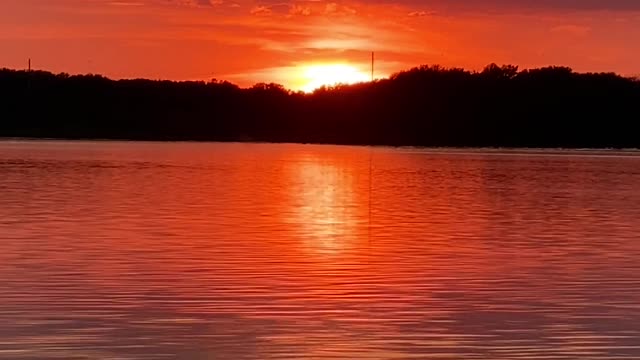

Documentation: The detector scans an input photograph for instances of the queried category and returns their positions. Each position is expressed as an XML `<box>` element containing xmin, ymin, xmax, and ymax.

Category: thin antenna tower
<box><xmin>27</xmin><ymin>58</ymin><xmax>32</xmax><ymax>91</ymax></box>
<box><xmin>371</xmin><ymin>52</ymin><xmax>374</xmax><ymax>81</ymax></box>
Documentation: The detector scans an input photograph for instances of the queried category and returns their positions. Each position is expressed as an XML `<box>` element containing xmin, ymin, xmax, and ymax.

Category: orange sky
<box><xmin>1</xmin><ymin>0</ymin><xmax>639</xmax><ymax>90</ymax></box>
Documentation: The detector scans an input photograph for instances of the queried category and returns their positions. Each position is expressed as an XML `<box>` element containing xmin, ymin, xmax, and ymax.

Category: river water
<box><xmin>1</xmin><ymin>141</ymin><xmax>639</xmax><ymax>359</ymax></box>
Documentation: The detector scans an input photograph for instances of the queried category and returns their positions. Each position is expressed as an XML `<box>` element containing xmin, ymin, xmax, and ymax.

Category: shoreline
<box><xmin>2</xmin><ymin>137</ymin><xmax>639</xmax><ymax>156</ymax></box>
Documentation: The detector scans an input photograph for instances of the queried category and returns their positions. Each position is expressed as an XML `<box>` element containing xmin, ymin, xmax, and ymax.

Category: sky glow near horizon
<box><xmin>1</xmin><ymin>0</ymin><xmax>639</xmax><ymax>90</ymax></box>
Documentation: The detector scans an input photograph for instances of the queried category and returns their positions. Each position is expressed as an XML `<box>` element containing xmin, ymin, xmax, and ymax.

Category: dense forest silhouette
<box><xmin>1</xmin><ymin>64</ymin><xmax>638</xmax><ymax>147</ymax></box>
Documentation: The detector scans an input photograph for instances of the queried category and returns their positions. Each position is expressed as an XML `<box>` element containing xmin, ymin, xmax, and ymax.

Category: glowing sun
<box><xmin>299</xmin><ymin>64</ymin><xmax>370</xmax><ymax>92</ymax></box>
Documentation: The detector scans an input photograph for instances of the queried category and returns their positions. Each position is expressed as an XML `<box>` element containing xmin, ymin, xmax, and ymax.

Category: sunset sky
<box><xmin>1</xmin><ymin>0</ymin><xmax>640</xmax><ymax>90</ymax></box>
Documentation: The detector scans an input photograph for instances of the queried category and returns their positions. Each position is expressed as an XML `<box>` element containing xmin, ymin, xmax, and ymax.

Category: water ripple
<box><xmin>1</xmin><ymin>141</ymin><xmax>639</xmax><ymax>359</ymax></box>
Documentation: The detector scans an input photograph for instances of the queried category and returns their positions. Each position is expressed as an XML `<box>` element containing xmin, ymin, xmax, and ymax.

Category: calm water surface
<box><xmin>1</xmin><ymin>141</ymin><xmax>640</xmax><ymax>359</ymax></box>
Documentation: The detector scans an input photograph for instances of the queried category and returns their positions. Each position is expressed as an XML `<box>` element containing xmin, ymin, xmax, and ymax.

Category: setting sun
<box><xmin>299</xmin><ymin>64</ymin><xmax>371</xmax><ymax>92</ymax></box>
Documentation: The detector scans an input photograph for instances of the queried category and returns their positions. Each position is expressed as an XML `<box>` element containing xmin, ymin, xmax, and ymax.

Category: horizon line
<box><xmin>3</xmin><ymin>62</ymin><xmax>638</xmax><ymax>91</ymax></box>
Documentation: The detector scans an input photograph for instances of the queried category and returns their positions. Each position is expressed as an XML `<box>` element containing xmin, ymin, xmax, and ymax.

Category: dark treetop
<box><xmin>1</xmin><ymin>64</ymin><xmax>639</xmax><ymax>148</ymax></box>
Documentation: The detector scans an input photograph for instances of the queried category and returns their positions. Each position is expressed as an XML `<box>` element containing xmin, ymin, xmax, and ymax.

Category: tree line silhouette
<box><xmin>1</xmin><ymin>64</ymin><xmax>638</xmax><ymax>147</ymax></box>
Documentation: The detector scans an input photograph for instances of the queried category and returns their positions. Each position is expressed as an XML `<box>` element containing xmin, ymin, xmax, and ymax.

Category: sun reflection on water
<box><xmin>286</xmin><ymin>153</ymin><xmax>366</xmax><ymax>256</ymax></box>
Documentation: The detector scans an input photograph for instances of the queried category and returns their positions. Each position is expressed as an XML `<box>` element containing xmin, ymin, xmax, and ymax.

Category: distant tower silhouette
<box><xmin>371</xmin><ymin>52</ymin><xmax>374</xmax><ymax>81</ymax></box>
<box><xmin>27</xmin><ymin>58</ymin><xmax>32</xmax><ymax>97</ymax></box>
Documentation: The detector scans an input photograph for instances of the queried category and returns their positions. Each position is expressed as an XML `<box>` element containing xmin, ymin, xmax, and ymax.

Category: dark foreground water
<box><xmin>1</xmin><ymin>141</ymin><xmax>639</xmax><ymax>360</ymax></box>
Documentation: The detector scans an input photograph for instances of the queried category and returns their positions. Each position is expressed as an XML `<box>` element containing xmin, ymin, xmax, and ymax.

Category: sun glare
<box><xmin>299</xmin><ymin>64</ymin><xmax>370</xmax><ymax>93</ymax></box>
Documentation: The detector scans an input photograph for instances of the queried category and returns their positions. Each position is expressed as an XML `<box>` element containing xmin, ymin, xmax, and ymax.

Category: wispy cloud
<box><xmin>250</xmin><ymin>5</ymin><xmax>273</xmax><ymax>15</ymax></box>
